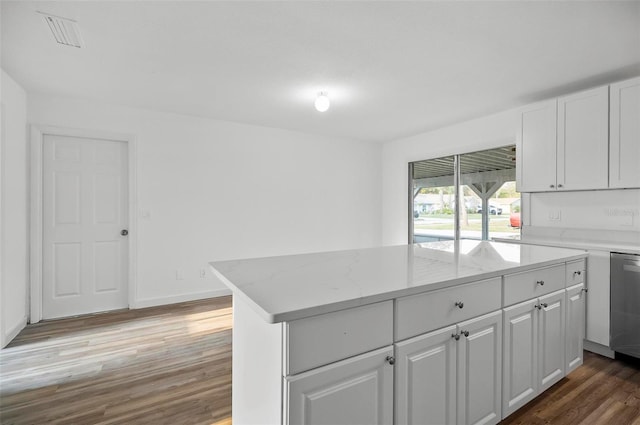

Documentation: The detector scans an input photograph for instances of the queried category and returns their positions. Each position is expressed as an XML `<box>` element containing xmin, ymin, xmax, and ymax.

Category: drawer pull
<box><xmin>385</xmin><ymin>356</ymin><xmax>395</xmax><ymax>365</ymax></box>
<box><xmin>540</xmin><ymin>303</ymin><xmax>548</xmax><ymax>308</ymax></box>
<box><xmin>452</xmin><ymin>332</ymin><xmax>461</xmax><ymax>341</ymax></box>
<box><xmin>535</xmin><ymin>304</ymin><xmax>541</xmax><ymax>310</ymax></box>
<box><xmin>461</xmin><ymin>330</ymin><xmax>470</xmax><ymax>338</ymax></box>
<box><xmin>536</xmin><ymin>280</ymin><xmax>545</xmax><ymax>286</ymax></box>
<box><xmin>574</xmin><ymin>271</ymin><xmax>582</xmax><ymax>276</ymax></box>
<box><xmin>582</xmin><ymin>288</ymin><xmax>589</xmax><ymax>293</ymax></box>
<box><xmin>454</xmin><ymin>301</ymin><xmax>464</xmax><ymax>309</ymax></box>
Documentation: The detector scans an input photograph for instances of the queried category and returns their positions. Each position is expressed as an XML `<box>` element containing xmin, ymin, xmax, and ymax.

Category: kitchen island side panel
<box><xmin>233</xmin><ymin>296</ymin><xmax>283</xmax><ymax>424</ymax></box>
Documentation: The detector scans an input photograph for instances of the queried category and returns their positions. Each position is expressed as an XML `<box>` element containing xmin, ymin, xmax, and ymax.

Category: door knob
<box><xmin>121</xmin><ymin>229</ymin><xmax>129</xmax><ymax>236</ymax></box>
<box><xmin>385</xmin><ymin>356</ymin><xmax>395</xmax><ymax>365</ymax></box>
<box><xmin>454</xmin><ymin>301</ymin><xmax>464</xmax><ymax>309</ymax></box>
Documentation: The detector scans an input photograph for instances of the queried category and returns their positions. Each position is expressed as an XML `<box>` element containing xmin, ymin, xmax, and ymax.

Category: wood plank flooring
<box><xmin>0</xmin><ymin>297</ymin><xmax>232</xmax><ymax>425</ymax></box>
<box><xmin>1</xmin><ymin>296</ymin><xmax>639</xmax><ymax>425</ymax></box>
<box><xmin>501</xmin><ymin>351</ymin><xmax>640</xmax><ymax>425</ymax></box>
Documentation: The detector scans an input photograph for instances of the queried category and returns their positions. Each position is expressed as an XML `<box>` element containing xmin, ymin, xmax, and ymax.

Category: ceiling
<box><xmin>2</xmin><ymin>1</ymin><xmax>639</xmax><ymax>143</ymax></box>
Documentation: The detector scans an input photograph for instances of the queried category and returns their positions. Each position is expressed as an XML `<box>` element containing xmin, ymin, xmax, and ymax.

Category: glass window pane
<box><xmin>411</xmin><ymin>156</ymin><xmax>455</xmax><ymax>243</ymax></box>
<box><xmin>459</xmin><ymin>146</ymin><xmax>519</xmax><ymax>241</ymax></box>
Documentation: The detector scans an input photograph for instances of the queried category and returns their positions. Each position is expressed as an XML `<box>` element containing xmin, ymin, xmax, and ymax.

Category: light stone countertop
<box><xmin>210</xmin><ymin>240</ymin><xmax>587</xmax><ymax>323</ymax></box>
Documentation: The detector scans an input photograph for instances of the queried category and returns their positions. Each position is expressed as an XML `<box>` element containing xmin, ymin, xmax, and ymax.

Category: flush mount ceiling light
<box><xmin>314</xmin><ymin>92</ymin><xmax>330</xmax><ymax>112</ymax></box>
<box><xmin>38</xmin><ymin>11</ymin><xmax>84</xmax><ymax>48</ymax></box>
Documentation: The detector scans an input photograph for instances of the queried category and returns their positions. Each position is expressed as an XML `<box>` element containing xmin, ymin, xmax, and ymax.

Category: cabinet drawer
<box><xmin>566</xmin><ymin>259</ymin><xmax>586</xmax><ymax>286</ymax></box>
<box><xmin>285</xmin><ymin>301</ymin><xmax>393</xmax><ymax>375</ymax></box>
<box><xmin>504</xmin><ymin>264</ymin><xmax>565</xmax><ymax>306</ymax></box>
<box><xmin>395</xmin><ymin>277</ymin><xmax>501</xmax><ymax>341</ymax></box>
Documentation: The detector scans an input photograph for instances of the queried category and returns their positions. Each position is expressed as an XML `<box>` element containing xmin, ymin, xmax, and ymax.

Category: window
<box><xmin>410</xmin><ymin>146</ymin><xmax>520</xmax><ymax>243</ymax></box>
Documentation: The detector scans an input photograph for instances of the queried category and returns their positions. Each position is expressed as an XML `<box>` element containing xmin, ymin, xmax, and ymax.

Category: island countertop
<box><xmin>209</xmin><ymin>240</ymin><xmax>587</xmax><ymax>323</ymax></box>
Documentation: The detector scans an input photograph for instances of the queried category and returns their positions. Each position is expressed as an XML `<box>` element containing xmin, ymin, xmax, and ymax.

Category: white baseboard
<box><xmin>584</xmin><ymin>339</ymin><xmax>615</xmax><ymax>359</ymax></box>
<box><xmin>131</xmin><ymin>288</ymin><xmax>232</xmax><ymax>309</ymax></box>
<box><xmin>2</xmin><ymin>315</ymin><xmax>27</xmax><ymax>349</ymax></box>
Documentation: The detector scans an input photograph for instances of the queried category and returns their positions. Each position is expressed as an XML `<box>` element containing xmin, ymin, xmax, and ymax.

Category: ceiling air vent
<box><xmin>38</xmin><ymin>12</ymin><xmax>84</xmax><ymax>48</ymax></box>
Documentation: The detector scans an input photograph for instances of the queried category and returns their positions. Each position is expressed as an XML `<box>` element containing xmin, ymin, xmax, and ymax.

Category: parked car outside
<box><xmin>510</xmin><ymin>199</ymin><xmax>521</xmax><ymax>228</ymax></box>
<box><xmin>476</xmin><ymin>204</ymin><xmax>503</xmax><ymax>215</ymax></box>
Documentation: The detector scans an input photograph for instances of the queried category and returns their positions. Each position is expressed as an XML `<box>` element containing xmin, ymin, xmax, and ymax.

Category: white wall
<box><xmin>28</xmin><ymin>96</ymin><xmax>382</xmax><ymax>308</ymax></box>
<box><xmin>381</xmin><ymin>109</ymin><xmax>518</xmax><ymax>245</ymax></box>
<box><xmin>1</xmin><ymin>70</ymin><xmax>29</xmax><ymax>347</ymax></box>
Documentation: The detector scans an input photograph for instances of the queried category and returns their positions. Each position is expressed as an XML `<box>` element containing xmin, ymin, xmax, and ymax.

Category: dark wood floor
<box><xmin>501</xmin><ymin>351</ymin><xmax>640</xmax><ymax>425</ymax></box>
<box><xmin>0</xmin><ymin>297</ymin><xmax>232</xmax><ymax>425</ymax></box>
<box><xmin>1</xmin><ymin>296</ymin><xmax>639</xmax><ymax>425</ymax></box>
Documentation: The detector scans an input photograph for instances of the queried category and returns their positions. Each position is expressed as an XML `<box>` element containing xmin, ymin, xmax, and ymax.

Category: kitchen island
<box><xmin>210</xmin><ymin>240</ymin><xmax>588</xmax><ymax>425</ymax></box>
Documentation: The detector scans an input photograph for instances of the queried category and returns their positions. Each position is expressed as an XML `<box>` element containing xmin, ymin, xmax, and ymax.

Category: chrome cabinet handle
<box><xmin>454</xmin><ymin>301</ymin><xmax>464</xmax><ymax>309</ymax></box>
<box><xmin>121</xmin><ymin>229</ymin><xmax>129</xmax><ymax>236</ymax></box>
<box><xmin>461</xmin><ymin>330</ymin><xmax>470</xmax><ymax>337</ymax></box>
<box><xmin>540</xmin><ymin>303</ymin><xmax>548</xmax><ymax>308</ymax></box>
<box><xmin>574</xmin><ymin>271</ymin><xmax>582</xmax><ymax>276</ymax></box>
<box><xmin>558</xmin><ymin>184</ymin><xmax>564</xmax><ymax>188</ymax></box>
<box><xmin>549</xmin><ymin>184</ymin><xmax>555</xmax><ymax>188</ymax></box>
<box><xmin>452</xmin><ymin>333</ymin><xmax>460</xmax><ymax>341</ymax></box>
<box><xmin>385</xmin><ymin>356</ymin><xmax>395</xmax><ymax>365</ymax></box>
<box><xmin>536</xmin><ymin>280</ymin><xmax>545</xmax><ymax>286</ymax></box>
<box><xmin>534</xmin><ymin>304</ymin><xmax>541</xmax><ymax>310</ymax></box>
<box><xmin>582</xmin><ymin>287</ymin><xmax>589</xmax><ymax>293</ymax></box>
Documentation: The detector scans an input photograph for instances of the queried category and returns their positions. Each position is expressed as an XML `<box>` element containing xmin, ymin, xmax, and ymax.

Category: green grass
<box><xmin>415</xmin><ymin>214</ymin><xmax>518</xmax><ymax>234</ymax></box>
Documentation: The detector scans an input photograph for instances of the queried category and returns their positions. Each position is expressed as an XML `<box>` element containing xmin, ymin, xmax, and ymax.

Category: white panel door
<box><xmin>395</xmin><ymin>325</ymin><xmax>457</xmax><ymax>425</ymax></box>
<box><xmin>457</xmin><ymin>310</ymin><xmax>502</xmax><ymax>425</ymax></box>
<box><xmin>556</xmin><ymin>86</ymin><xmax>609</xmax><ymax>191</ymax></box>
<box><xmin>538</xmin><ymin>289</ymin><xmax>566</xmax><ymax>392</ymax></box>
<box><xmin>610</xmin><ymin>76</ymin><xmax>640</xmax><ymax>189</ymax></box>
<box><xmin>42</xmin><ymin>135</ymin><xmax>128</xmax><ymax>319</ymax></box>
<box><xmin>565</xmin><ymin>283</ymin><xmax>585</xmax><ymax>374</ymax></box>
<box><xmin>286</xmin><ymin>346</ymin><xmax>393</xmax><ymax>425</ymax></box>
<box><xmin>502</xmin><ymin>300</ymin><xmax>538</xmax><ymax>418</ymax></box>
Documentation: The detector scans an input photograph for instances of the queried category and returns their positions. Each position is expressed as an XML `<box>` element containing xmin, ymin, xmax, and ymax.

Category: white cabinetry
<box><xmin>286</xmin><ymin>346</ymin><xmax>394</xmax><ymax>425</ymax></box>
<box><xmin>395</xmin><ymin>311</ymin><xmax>502</xmax><ymax>425</ymax></box>
<box><xmin>501</xmin><ymin>289</ymin><xmax>566</xmax><ymax>417</ymax></box>
<box><xmin>516</xmin><ymin>99</ymin><xmax>558</xmax><ymax>192</ymax></box>
<box><xmin>228</xmin><ymin>254</ymin><xmax>587</xmax><ymax>425</ymax></box>
<box><xmin>517</xmin><ymin>86</ymin><xmax>609</xmax><ymax>192</ymax></box>
<box><xmin>395</xmin><ymin>325</ymin><xmax>457</xmax><ymax>425</ymax></box>
<box><xmin>457</xmin><ymin>311</ymin><xmax>503</xmax><ymax>425</ymax></box>
<box><xmin>538</xmin><ymin>289</ymin><xmax>566</xmax><ymax>392</ymax></box>
<box><xmin>584</xmin><ymin>250</ymin><xmax>611</xmax><ymax>347</ymax></box>
<box><xmin>610</xmin><ymin>76</ymin><xmax>640</xmax><ymax>189</ymax></box>
<box><xmin>566</xmin><ymin>283</ymin><xmax>586</xmax><ymax>374</ymax></box>
<box><xmin>556</xmin><ymin>86</ymin><xmax>609</xmax><ymax>190</ymax></box>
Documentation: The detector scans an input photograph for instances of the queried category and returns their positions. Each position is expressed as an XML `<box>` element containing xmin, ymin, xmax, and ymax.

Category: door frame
<box><xmin>30</xmin><ymin>125</ymin><xmax>138</xmax><ymax>323</ymax></box>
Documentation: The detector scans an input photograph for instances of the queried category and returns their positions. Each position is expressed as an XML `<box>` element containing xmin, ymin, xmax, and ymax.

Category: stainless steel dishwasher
<box><xmin>610</xmin><ymin>252</ymin><xmax>640</xmax><ymax>359</ymax></box>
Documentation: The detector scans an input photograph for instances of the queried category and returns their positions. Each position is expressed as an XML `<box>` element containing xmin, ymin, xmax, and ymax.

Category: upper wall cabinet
<box><xmin>557</xmin><ymin>86</ymin><xmax>609</xmax><ymax>191</ymax></box>
<box><xmin>516</xmin><ymin>99</ymin><xmax>558</xmax><ymax>192</ymax></box>
<box><xmin>516</xmin><ymin>86</ymin><xmax>609</xmax><ymax>193</ymax></box>
<box><xmin>609</xmin><ymin>76</ymin><xmax>640</xmax><ymax>189</ymax></box>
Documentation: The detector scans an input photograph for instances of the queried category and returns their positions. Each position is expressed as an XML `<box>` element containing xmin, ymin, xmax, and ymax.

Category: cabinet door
<box><xmin>285</xmin><ymin>346</ymin><xmax>393</xmax><ymax>425</ymax></box>
<box><xmin>502</xmin><ymin>300</ymin><xmax>538</xmax><ymax>418</ymax></box>
<box><xmin>395</xmin><ymin>325</ymin><xmax>457</xmax><ymax>425</ymax></box>
<box><xmin>457</xmin><ymin>311</ymin><xmax>502</xmax><ymax>425</ymax></box>
<box><xmin>566</xmin><ymin>283</ymin><xmax>585</xmax><ymax>374</ymax></box>
<box><xmin>585</xmin><ymin>250</ymin><xmax>610</xmax><ymax>346</ymax></box>
<box><xmin>538</xmin><ymin>289</ymin><xmax>566</xmax><ymax>392</ymax></box>
<box><xmin>516</xmin><ymin>99</ymin><xmax>558</xmax><ymax>192</ymax></box>
<box><xmin>610</xmin><ymin>76</ymin><xmax>640</xmax><ymax>188</ymax></box>
<box><xmin>557</xmin><ymin>86</ymin><xmax>609</xmax><ymax>190</ymax></box>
